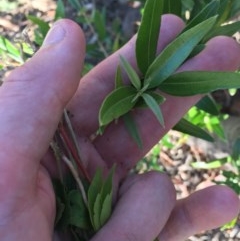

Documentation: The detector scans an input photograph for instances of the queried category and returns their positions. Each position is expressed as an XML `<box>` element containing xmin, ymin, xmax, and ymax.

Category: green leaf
<box><xmin>0</xmin><ymin>36</ymin><xmax>23</xmax><ymax>63</ymax></box>
<box><xmin>216</xmin><ymin>0</ymin><xmax>232</xmax><ymax>25</ymax></box>
<box><xmin>204</xmin><ymin>21</ymin><xmax>240</xmax><ymax>42</ymax></box>
<box><xmin>187</xmin><ymin>44</ymin><xmax>206</xmax><ymax>59</ymax></box>
<box><xmin>173</xmin><ymin>118</ymin><xmax>214</xmax><ymax>142</ymax></box>
<box><xmin>142</xmin><ymin>93</ymin><xmax>165</xmax><ymax>127</ymax></box>
<box><xmin>232</xmin><ymin>138</ymin><xmax>240</xmax><ymax>160</ymax></box>
<box><xmin>88</xmin><ymin>166</ymin><xmax>115</xmax><ymax>231</ymax></box>
<box><xmin>184</xmin><ymin>0</ymin><xmax>220</xmax><ymax>31</ymax></box>
<box><xmin>93</xmin><ymin>193</ymin><xmax>101</xmax><ymax>230</ymax></box>
<box><xmin>191</xmin><ymin>158</ymin><xmax>228</xmax><ymax>169</ymax></box>
<box><xmin>163</xmin><ymin>0</ymin><xmax>182</xmax><ymax>17</ymax></box>
<box><xmin>123</xmin><ymin>113</ymin><xmax>143</xmax><ymax>149</ymax></box>
<box><xmin>67</xmin><ymin>0</ymin><xmax>81</xmax><ymax>10</ymax></box>
<box><xmin>115</xmin><ymin>65</ymin><xmax>124</xmax><ymax>89</ymax></box>
<box><xmin>99</xmin><ymin>166</ymin><xmax>115</xmax><ymax>227</ymax></box>
<box><xmin>94</xmin><ymin>9</ymin><xmax>106</xmax><ymax>41</ymax></box>
<box><xmin>136</xmin><ymin>91</ymin><xmax>165</xmax><ymax>108</ymax></box>
<box><xmin>159</xmin><ymin>71</ymin><xmax>240</xmax><ymax>96</ymax></box>
<box><xmin>120</xmin><ymin>56</ymin><xmax>141</xmax><ymax>90</ymax></box>
<box><xmin>88</xmin><ymin>169</ymin><xmax>103</xmax><ymax>227</ymax></box>
<box><xmin>99</xmin><ymin>86</ymin><xmax>138</xmax><ymax>127</ymax></box>
<box><xmin>68</xmin><ymin>190</ymin><xmax>91</xmax><ymax>229</ymax></box>
<box><xmin>55</xmin><ymin>0</ymin><xmax>65</xmax><ymax>20</ymax></box>
<box><xmin>145</xmin><ymin>16</ymin><xmax>217</xmax><ymax>89</ymax></box>
<box><xmin>196</xmin><ymin>95</ymin><xmax>219</xmax><ymax>116</ymax></box>
<box><xmin>100</xmin><ymin>194</ymin><xmax>112</xmax><ymax>227</ymax></box>
<box><xmin>136</xmin><ymin>0</ymin><xmax>164</xmax><ymax>75</ymax></box>
<box><xmin>189</xmin><ymin>0</ymin><xmax>207</xmax><ymax>20</ymax></box>
<box><xmin>27</xmin><ymin>15</ymin><xmax>50</xmax><ymax>37</ymax></box>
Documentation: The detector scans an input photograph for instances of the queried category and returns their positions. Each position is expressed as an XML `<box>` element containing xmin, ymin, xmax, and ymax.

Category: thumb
<box><xmin>0</xmin><ymin>19</ymin><xmax>85</xmax><ymax>179</ymax></box>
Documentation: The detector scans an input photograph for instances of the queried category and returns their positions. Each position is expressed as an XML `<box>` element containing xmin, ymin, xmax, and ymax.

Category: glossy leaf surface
<box><xmin>196</xmin><ymin>95</ymin><xmax>219</xmax><ymax>116</ymax></box>
<box><xmin>123</xmin><ymin>113</ymin><xmax>143</xmax><ymax>149</ymax></box>
<box><xmin>136</xmin><ymin>0</ymin><xmax>163</xmax><ymax>75</ymax></box>
<box><xmin>145</xmin><ymin>16</ymin><xmax>217</xmax><ymax>89</ymax></box>
<box><xmin>160</xmin><ymin>71</ymin><xmax>240</xmax><ymax>96</ymax></box>
<box><xmin>99</xmin><ymin>86</ymin><xmax>137</xmax><ymax>126</ymax></box>
<box><xmin>142</xmin><ymin>93</ymin><xmax>165</xmax><ymax>127</ymax></box>
<box><xmin>184</xmin><ymin>0</ymin><xmax>219</xmax><ymax>31</ymax></box>
<box><xmin>173</xmin><ymin>118</ymin><xmax>214</xmax><ymax>142</ymax></box>
<box><xmin>120</xmin><ymin>56</ymin><xmax>141</xmax><ymax>90</ymax></box>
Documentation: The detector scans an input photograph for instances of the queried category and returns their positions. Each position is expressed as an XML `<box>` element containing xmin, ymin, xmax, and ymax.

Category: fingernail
<box><xmin>43</xmin><ymin>23</ymin><xmax>66</xmax><ymax>46</ymax></box>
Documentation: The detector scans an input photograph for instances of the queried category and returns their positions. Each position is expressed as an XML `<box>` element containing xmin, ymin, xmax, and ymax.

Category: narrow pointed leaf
<box><xmin>0</xmin><ymin>36</ymin><xmax>23</xmax><ymax>63</ymax></box>
<box><xmin>99</xmin><ymin>86</ymin><xmax>137</xmax><ymax>127</ymax></box>
<box><xmin>145</xmin><ymin>16</ymin><xmax>217</xmax><ymax>89</ymax></box>
<box><xmin>100</xmin><ymin>194</ymin><xmax>112</xmax><ymax>227</ymax></box>
<box><xmin>163</xmin><ymin>0</ymin><xmax>182</xmax><ymax>17</ymax></box>
<box><xmin>184</xmin><ymin>0</ymin><xmax>220</xmax><ymax>31</ymax></box>
<box><xmin>115</xmin><ymin>65</ymin><xmax>124</xmax><ymax>89</ymax></box>
<box><xmin>232</xmin><ymin>138</ymin><xmax>240</xmax><ymax>160</ymax></box>
<box><xmin>196</xmin><ymin>95</ymin><xmax>219</xmax><ymax>116</ymax></box>
<box><xmin>187</xmin><ymin>44</ymin><xmax>206</xmax><ymax>59</ymax></box>
<box><xmin>27</xmin><ymin>15</ymin><xmax>50</xmax><ymax>37</ymax></box>
<box><xmin>173</xmin><ymin>118</ymin><xmax>214</xmax><ymax>142</ymax></box>
<box><xmin>55</xmin><ymin>0</ymin><xmax>65</xmax><ymax>20</ymax></box>
<box><xmin>216</xmin><ymin>0</ymin><xmax>232</xmax><ymax>25</ymax></box>
<box><xmin>68</xmin><ymin>190</ymin><xmax>91</xmax><ymax>229</ymax></box>
<box><xmin>123</xmin><ymin>113</ymin><xmax>143</xmax><ymax>149</ymax></box>
<box><xmin>120</xmin><ymin>56</ymin><xmax>141</xmax><ymax>90</ymax></box>
<box><xmin>159</xmin><ymin>71</ymin><xmax>240</xmax><ymax>96</ymax></box>
<box><xmin>191</xmin><ymin>158</ymin><xmax>228</xmax><ymax>169</ymax></box>
<box><xmin>93</xmin><ymin>194</ymin><xmax>101</xmax><ymax>231</ymax></box>
<box><xmin>204</xmin><ymin>21</ymin><xmax>240</xmax><ymax>42</ymax></box>
<box><xmin>136</xmin><ymin>0</ymin><xmax>164</xmax><ymax>75</ymax></box>
<box><xmin>142</xmin><ymin>93</ymin><xmax>164</xmax><ymax>127</ymax></box>
<box><xmin>94</xmin><ymin>9</ymin><xmax>106</xmax><ymax>41</ymax></box>
<box><xmin>136</xmin><ymin>92</ymin><xmax>165</xmax><ymax>108</ymax></box>
<box><xmin>88</xmin><ymin>169</ymin><xmax>103</xmax><ymax>227</ymax></box>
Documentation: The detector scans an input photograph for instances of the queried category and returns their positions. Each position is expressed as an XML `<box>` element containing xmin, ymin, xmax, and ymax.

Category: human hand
<box><xmin>0</xmin><ymin>15</ymin><xmax>239</xmax><ymax>241</ymax></box>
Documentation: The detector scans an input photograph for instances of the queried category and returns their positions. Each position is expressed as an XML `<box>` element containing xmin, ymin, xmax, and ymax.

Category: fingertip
<box><xmin>179</xmin><ymin>35</ymin><xmax>240</xmax><ymax>72</ymax></box>
<box><xmin>185</xmin><ymin>185</ymin><xmax>240</xmax><ymax>231</ymax></box>
<box><xmin>206</xmin><ymin>36</ymin><xmax>240</xmax><ymax>71</ymax></box>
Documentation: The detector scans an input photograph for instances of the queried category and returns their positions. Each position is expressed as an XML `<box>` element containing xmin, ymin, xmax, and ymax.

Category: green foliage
<box><xmin>145</xmin><ymin>16</ymin><xmax>217</xmax><ymax>89</ymax></box>
<box><xmin>99</xmin><ymin>0</ymin><xmax>240</xmax><ymax>150</ymax></box>
<box><xmin>173</xmin><ymin>118</ymin><xmax>214</xmax><ymax>142</ymax></box>
<box><xmin>53</xmin><ymin>166</ymin><xmax>115</xmax><ymax>240</ymax></box>
<box><xmin>55</xmin><ymin>0</ymin><xmax>65</xmax><ymax>20</ymax></box>
<box><xmin>159</xmin><ymin>71</ymin><xmax>240</xmax><ymax>96</ymax></box>
<box><xmin>196</xmin><ymin>95</ymin><xmax>220</xmax><ymax>116</ymax></box>
<box><xmin>0</xmin><ymin>36</ymin><xmax>24</xmax><ymax>64</ymax></box>
<box><xmin>136</xmin><ymin>0</ymin><xmax>163</xmax><ymax>75</ymax></box>
<box><xmin>88</xmin><ymin>166</ymin><xmax>115</xmax><ymax>231</ymax></box>
<box><xmin>162</xmin><ymin>0</ymin><xmax>182</xmax><ymax>17</ymax></box>
<box><xmin>186</xmin><ymin>106</ymin><xmax>225</xmax><ymax>140</ymax></box>
<box><xmin>123</xmin><ymin>113</ymin><xmax>143</xmax><ymax>149</ymax></box>
<box><xmin>27</xmin><ymin>15</ymin><xmax>50</xmax><ymax>45</ymax></box>
<box><xmin>99</xmin><ymin>86</ymin><xmax>138</xmax><ymax>127</ymax></box>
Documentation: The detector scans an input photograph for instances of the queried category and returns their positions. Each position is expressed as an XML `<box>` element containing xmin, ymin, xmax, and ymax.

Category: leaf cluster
<box><xmin>54</xmin><ymin>166</ymin><xmax>115</xmax><ymax>241</ymax></box>
<box><xmin>98</xmin><ymin>0</ymin><xmax>240</xmax><ymax>145</ymax></box>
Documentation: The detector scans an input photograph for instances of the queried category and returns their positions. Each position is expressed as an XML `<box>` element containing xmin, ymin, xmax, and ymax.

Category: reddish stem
<box><xmin>58</xmin><ymin>123</ymin><xmax>91</xmax><ymax>183</ymax></box>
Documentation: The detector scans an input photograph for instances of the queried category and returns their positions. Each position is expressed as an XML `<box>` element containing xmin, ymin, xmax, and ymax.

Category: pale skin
<box><xmin>0</xmin><ymin>14</ymin><xmax>240</xmax><ymax>241</ymax></box>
